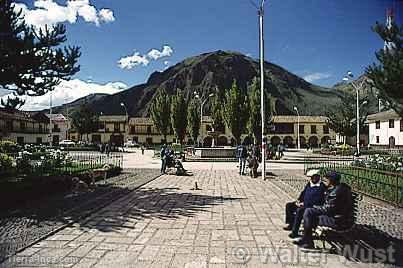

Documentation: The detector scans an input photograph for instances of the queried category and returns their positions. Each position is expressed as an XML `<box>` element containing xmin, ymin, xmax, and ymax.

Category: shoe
<box><xmin>283</xmin><ymin>225</ymin><xmax>292</xmax><ymax>231</ymax></box>
<box><xmin>288</xmin><ymin>232</ymin><xmax>299</xmax><ymax>239</ymax></box>
<box><xmin>292</xmin><ymin>238</ymin><xmax>305</xmax><ymax>245</ymax></box>
<box><xmin>299</xmin><ymin>242</ymin><xmax>316</xmax><ymax>252</ymax></box>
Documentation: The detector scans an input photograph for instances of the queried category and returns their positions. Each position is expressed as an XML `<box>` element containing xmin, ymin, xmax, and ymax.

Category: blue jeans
<box><xmin>239</xmin><ymin>158</ymin><xmax>246</xmax><ymax>174</ymax></box>
<box><xmin>161</xmin><ymin>159</ymin><xmax>166</xmax><ymax>173</ymax></box>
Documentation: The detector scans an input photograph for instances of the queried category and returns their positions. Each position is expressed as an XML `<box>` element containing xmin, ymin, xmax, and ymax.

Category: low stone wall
<box><xmin>194</xmin><ymin>147</ymin><xmax>236</xmax><ymax>158</ymax></box>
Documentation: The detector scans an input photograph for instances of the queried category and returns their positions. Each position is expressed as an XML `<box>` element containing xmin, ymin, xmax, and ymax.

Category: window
<box><xmin>375</xmin><ymin>121</ymin><xmax>380</xmax><ymax>129</ymax></box>
<box><xmin>6</xmin><ymin>120</ymin><xmax>12</xmax><ymax>131</ymax></box>
<box><xmin>114</xmin><ymin>123</ymin><xmax>120</xmax><ymax>132</ymax></box>
<box><xmin>147</xmin><ymin>126</ymin><xmax>152</xmax><ymax>134</ymax></box>
<box><xmin>299</xmin><ymin>125</ymin><xmax>304</xmax><ymax>134</ymax></box>
<box><xmin>36</xmin><ymin>137</ymin><xmax>42</xmax><ymax>144</ymax></box>
<box><xmin>133</xmin><ymin>136</ymin><xmax>139</xmax><ymax>143</ymax></box>
<box><xmin>146</xmin><ymin>137</ymin><xmax>153</xmax><ymax>144</ymax></box>
<box><xmin>206</xmin><ymin>125</ymin><xmax>212</xmax><ymax>132</ymax></box>
<box><xmin>376</xmin><ymin>136</ymin><xmax>380</xmax><ymax>143</ymax></box>
<box><xmin>311</xmin><ymin>125</ymin><xmax>317</xmax><ymax>134</ymax></box>
<box><xmin>20</xmin><ymin>122</ymin><xmax>26</xmax><ymax>131</ymax></box>
<box><xmin>401</xmin><ymin>120</ymin><xmax>403</xmax><ymax>132</ymax></box>
<box><xmin>130</xmin><ymin>126</ymin><xmax>136</xmax><ymax>134</ymax></box>
<box><xmin>389</xmin><ymin>119</ymin><xmax>394</xmax><ymax>128</ymax></box>
<box><xmin>99</xmin><ymin>122</ymin><xmax>105</xmax><ymax>129</ymax></box>
<box><xmin>323</xmin><ymin>125</ymin><xmax>329</xmax><ymax>134</ymax></box>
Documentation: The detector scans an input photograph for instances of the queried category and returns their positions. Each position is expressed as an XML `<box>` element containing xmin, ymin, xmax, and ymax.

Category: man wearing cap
<box><xmin>284</xmin><ymin>169</ymin><xmax>326</xmax><ymax>239</ymax></box>
<box><xmin>294</xmin><ymin>171</ymin><xmax>353</xmax><ymax>251</ymax></box>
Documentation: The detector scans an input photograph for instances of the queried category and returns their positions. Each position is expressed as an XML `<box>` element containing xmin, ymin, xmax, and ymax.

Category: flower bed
<box><xmin>352</xmin><ymin>154</ymin><xmax>403</xmax><ymax>173</ymax></box>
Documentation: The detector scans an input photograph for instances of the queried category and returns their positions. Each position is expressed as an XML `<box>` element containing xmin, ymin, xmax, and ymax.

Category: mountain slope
<box><xmin>61</xmin><ymin>50</ymin><xmax>343</xmax><ymax>116</ymax></box>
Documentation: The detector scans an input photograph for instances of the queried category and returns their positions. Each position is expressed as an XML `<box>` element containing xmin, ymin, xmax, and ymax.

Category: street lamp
<box><xmin>259</xmin><ymin>0</ymin><xmax>267</xmax><ymax>180</ymax></box>
<box><xmin>194</xmin><ymin>92</ymin><xmax>215</xmax><ymax>147</ymax></box>
<box><xmin>342</xmin><ymin>71</ymin><xmax>368</xmax><ymax>156</ymax></box>
<box><xmin>293</xmin><ymin>106</ymin><xmax>300</xmax><ymax>150</ymax></box>
<box><xmin>120</xmin><ymin>103</ymin><xmax>129</xmax><ymax>143</ymax></box>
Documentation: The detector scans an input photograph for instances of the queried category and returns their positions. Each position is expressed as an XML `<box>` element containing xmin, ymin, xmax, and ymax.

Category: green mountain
<box><xmin>56</xmin><ymin>50</ymin><xmax>343</xmax><ymax>116</ymax></box>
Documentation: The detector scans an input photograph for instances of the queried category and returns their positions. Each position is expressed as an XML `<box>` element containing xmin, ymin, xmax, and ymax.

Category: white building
<box><xmin>367</xmin><ymin>110</ymin><xmax>403</xmax><ymax>148</ymax></box>
<box><xmin>46</xmin><ymin>114</ymin><xmax>69</xmax><ymax>144</ymax></box>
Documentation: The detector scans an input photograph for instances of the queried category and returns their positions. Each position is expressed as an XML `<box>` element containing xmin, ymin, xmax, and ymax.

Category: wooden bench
<box><xmin>314</xmin><ymin>191</ymin><xmax>362</xmax><ymax>249</ymax></box>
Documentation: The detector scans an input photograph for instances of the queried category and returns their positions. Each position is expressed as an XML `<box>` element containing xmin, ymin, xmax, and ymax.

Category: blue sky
<box><xmin>11</xmin><ymin>0</ymin><xmax>403</xmax><ymax>109</ymax></box>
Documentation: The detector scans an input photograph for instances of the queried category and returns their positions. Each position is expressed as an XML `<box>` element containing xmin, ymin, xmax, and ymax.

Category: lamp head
<box><xmin>347</xmin><ymin>71</ymin><xmax>354</xmax><ymax>78</ymax></box>
<box><xmin>120</xmin><ymin>102</ymin><xmax>125</xmax><ymax>107</ymax></box>
<box><xmin>209</xmin><ymin>93</ymin><xmax>215</xmax><ymax>97</ymax></box>
<box><xmin>342</xmin><ymin>77</ymin><xmax>349</xmax><ymax>82</ymax></box>
<box><xmin>293</xmin><ymin>106</ymin><xmax>297</xmax><ymax>111</ymax></box>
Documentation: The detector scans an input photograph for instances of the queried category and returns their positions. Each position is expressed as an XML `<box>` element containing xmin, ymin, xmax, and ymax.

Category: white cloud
<box><xmin>14</xmin><ymin>0</ymin><xmax>115</xmax><ymax>28</ymax></box>
<box><xmin>118</xmin><ymin>45</ymin><xmax>174</xmax><ymax>70</ymax></box>
<box><xmin>118</xmin><ymin>52</ymin><xmax>150</xmax><ymax>69</ymax></box>
<box><xmin>303</xmin><ymin>72</ymin><xmax>332</xmax><ymax>83</ymax></box>
<box><xmin>1</xmin><ymin>79</ymin><xmax>127</xmax><ymax>111</ymax></box>
<box><xmin>147</xmin><ymin>46</ymin><xmax>173</xmax><ymax>60</ymax></box>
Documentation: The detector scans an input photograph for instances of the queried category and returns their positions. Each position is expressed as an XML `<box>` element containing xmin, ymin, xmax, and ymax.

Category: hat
<box><xmin>325</xmin><ymin>171</ymin><xmax>341</xmax><ymax>183</ymax></box>
<box><xmin>306</xmin><ymin>169</ymin><xmax>320</xmax><ymax>177</ymax></box>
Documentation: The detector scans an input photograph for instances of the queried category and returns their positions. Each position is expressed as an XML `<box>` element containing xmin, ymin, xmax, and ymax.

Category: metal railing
<box><xmin>304</xmin><ymin>157</ymin><xmax>403</xmax><ymax>207</ymax></box>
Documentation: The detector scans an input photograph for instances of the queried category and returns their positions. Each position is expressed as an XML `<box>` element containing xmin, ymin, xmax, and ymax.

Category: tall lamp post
<box><xmin>342</xmin><ymin>71</ymin><xmax>367</xmax><ymax>156</ymax></box>
<box><xmin>293</xmin><ymin>106</ymin><xmax>300</xmax><ymax>150</ymax></box>
<box><xmin>120</xmin><ymin>102</ymin><xmax>129</xmax><ymax>143</ymax></box>
<box><xmin>259</xmin><ymin>0</ymin><xmax>267</xmax><ymax>180</ymax></box>
<box><xmin>194</xmin><ymin>92</ymin><xmax>214</xmax><ymax>147</ymax></box>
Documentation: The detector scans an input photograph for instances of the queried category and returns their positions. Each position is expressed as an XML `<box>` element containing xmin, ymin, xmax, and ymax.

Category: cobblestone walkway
<box><xmin>3</xmin><ymin>170</ymin><xmax>400</xmax><ymax>267</ymax></box>
<box><xmin>0</xmin><ymin>169</ymin><xmax>161</xmax><ymax>263</ymax></box>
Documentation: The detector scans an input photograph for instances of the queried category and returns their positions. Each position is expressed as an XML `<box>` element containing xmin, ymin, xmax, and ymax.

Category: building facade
<box><xmin>367</xmin><ymin>110</ymin><xmax>403</xmax><ymax>148</ymax></box>
<box><xmin>0</xmin><ymin>108</ymin><xmax>50</xmax><ymax>144</ymax></box>
<box><xmin>46</xmin><ymin>113</ymin><xmax>69</xmax><ymax>144</ymax></box>
<box><xmin>69</xmin><ymin>115</ymin><xmax>336</xmax><ymax>148</ymax></box>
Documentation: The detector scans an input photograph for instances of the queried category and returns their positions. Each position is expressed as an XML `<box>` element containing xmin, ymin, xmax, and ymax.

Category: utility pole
<box><xmin>49</xmin><ymin>93</ymin><xmax>53</xmax><ymax>147</ymax></box>
<box><xmin>259</xmin><ymin>0</ymin><xmax>266</xmax><ymax>180</ymax></box>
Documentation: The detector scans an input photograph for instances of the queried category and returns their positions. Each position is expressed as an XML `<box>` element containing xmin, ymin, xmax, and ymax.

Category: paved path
<box><xmin>3</xmin><ymin>170</ymin><xmax>390</xmax><ymax>267</ymax></box>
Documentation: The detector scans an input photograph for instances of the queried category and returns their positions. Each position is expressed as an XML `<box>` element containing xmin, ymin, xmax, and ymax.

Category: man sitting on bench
<box><xmin>294</xmin><ymin>171</ymin><xmax>353</xmax><ymax>251</ymax></box>
<box><xmin>284</xmin><ymin>169</ymin><xmax>326</xmax><ymax>239</ymax></box>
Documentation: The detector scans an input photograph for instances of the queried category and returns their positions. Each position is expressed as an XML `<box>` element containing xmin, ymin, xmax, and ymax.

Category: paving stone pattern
<box><xmin>0</xmin><ymin>169</ymin><xmax>161</xmax><ymax>263</ymax></box>
<box><xmin>3</xmin><ymin>170</ymin><xmax>397</xmax><ymax>267</ymax></box>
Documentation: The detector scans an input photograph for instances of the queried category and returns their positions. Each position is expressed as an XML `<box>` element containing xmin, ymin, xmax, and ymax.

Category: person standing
<box><xmin>141</xmin><ymin>145</ymin><xmax>145</xmax><ymax>155</ymax></box>
<box><xmin>160</xmin><ymin>144</ymin><xmax>167</xmax><ymax>174</ymax></box>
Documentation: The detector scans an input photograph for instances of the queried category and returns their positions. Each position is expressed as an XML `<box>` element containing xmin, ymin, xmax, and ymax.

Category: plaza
<box><xmin>1</xmin><ymin>149</ymin><xmax>402</xmax><ymax>268</ymax></box>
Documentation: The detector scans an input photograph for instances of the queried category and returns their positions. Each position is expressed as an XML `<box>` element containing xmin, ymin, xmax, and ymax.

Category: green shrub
<box><xmin>0</xmin><ymin>153</ymin><xmax>14</xmax><ymax>173</ymax></box>
<box><xmin>0</xmin><ymin>141</ymin><xmax>19</xmax><ymax>154</ymax></box>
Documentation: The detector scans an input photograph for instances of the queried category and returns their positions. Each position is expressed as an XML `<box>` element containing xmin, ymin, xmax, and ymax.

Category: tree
<box><xmin>210</xmin><ymin>94</ymin><xmax>225</xmax><ymax>132</ymax></box>
<box><xmin>325</xmin><ymin>92</ymin><xmax>369</xmax><ymax>144</ymax></box>
<box><xmin>223</xmin><ymin>79</ymin><xmax>249</xmax><ymax>145</ymax></box>
<box><xmin>247</xmin><ymin>77</ymin><xmax>277</xmax><ymax>143</ymax></box>
<box><xmin>187</xmin><ymin>99</ymin><xmax>200</xmax><ymax>145</ymax></box>
<box><xmin>171</xmin><ymin>89</ymin><xmax>188</xmax><ymax>145</ymax></box>
<box><xmin>150</xmin><ymin>88</ymin><xmax>171</xmax><ymax>143</ymax></box>
<box><xmin>0</xmin><ymin>1</ymin><xmax>81</xmax><ymax>109</ymax></box>
<box><xmin>71</xmin><ymin>103</ymin><xmax>99</xmax><ymax>141</ymax></box>
<box><xmin>366</xmin><ymin>20</ymin><xmax>403</xmax><ymax>116</ymax></box>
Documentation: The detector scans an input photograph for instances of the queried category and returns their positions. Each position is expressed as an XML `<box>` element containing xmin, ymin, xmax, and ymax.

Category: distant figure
<box><xmin>105</xmin><ymin>143</ymin><xmax>110</xmax><ymax>156</ymax></box>
<box><xmin>160</xmin><ymin>144</ymin><xmax>167</xmax><ymax>174</ymax></box>
<box><xmin>239</xmin><ymin>143</ymin><xmax>248</xmax><ymax>175</ymax></box>
<box><xmin>141</xmin><ymin>145</ymin><xmax>145</xmax><ymax>155</ymax></box>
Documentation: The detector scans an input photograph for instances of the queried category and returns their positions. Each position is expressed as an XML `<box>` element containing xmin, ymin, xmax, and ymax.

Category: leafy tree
<box><xmin>210</xmin><ymin>93</ymin><xmax>225</xmax><ymax>132</ymax></box>
<box><xmin>247</xmin><ymin>77</ymin><xmax>277</xmax><ymax>143</ymax></box>
<box><xmin>366</xmin><ymin>20</ymin><xmax>403</xmax><ymax>116</ymax></box>
<box><xmin>223</xmin><ymin>79</ymin><xmax>249</xmax><ymax>145</ymax></box>
<box><xmin>150</xmin><ymin>88</ymin><xmax>171</xmax><ymax>143</ymax></box>
<box><xmin>326</xmin><ymin>92</ymin><xmax>369</xmax><ymax>144</ymax></box>
<box><xmin>187</xmin><ymin>99</ymin><xmax>200</xmax><ymax>145</ymax></box>
<box><xmin>171</xmin><ymin>89</ymin><xmax>188</xmax><ymax>145</ymax></box>
<box><xmin>71</xmin><ymin>103</ymin><xmax>99</xmax><ymax>141</ymax></box>
<box><xmin>0</xmin><ymin>1</ymin><xmax>81</xmax><ymax>109</ymax></box>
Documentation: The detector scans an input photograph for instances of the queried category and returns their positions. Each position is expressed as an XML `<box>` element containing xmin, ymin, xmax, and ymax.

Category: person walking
<box><xmin>239</xmin><ymin>143</ymin><xmax>248</xmax><ymax>175</ymax></box>
<box><xmin>160</xmin><ymin>144</ymin><xmax>167</xmax><ymax>174</ymax></box>
<box><xmin>141</xmin><ymin>145</ymin><xmax>145</xmax><ymax>155</ymax></box>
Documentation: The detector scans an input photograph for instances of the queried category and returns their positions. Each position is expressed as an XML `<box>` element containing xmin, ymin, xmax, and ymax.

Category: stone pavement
<box><xmin>3</xmin><ymin>170</ymin><xmax>391</xmax><ymax>267</ymax></box>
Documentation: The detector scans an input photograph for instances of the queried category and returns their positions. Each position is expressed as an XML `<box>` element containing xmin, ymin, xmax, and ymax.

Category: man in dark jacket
<box><xmin>294</xmin><ymin>171</ymin><xmax>353</xmax><ymax>251</ymax></box>
<box><xmin>284</xmin><ymin>169</ymin><xmax>326</xmax><ymax>239</ymax></box>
